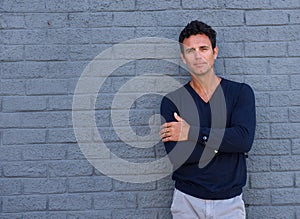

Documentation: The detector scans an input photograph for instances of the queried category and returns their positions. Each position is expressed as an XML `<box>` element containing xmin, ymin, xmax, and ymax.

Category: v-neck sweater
<box><xmin>160</xmin><ymin>78</ymin><xmax>256</xmax><ymax>200</ymax></box>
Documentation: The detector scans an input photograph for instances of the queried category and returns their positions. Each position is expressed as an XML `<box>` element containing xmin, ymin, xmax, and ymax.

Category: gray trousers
<box><xmin>171</xmin><ymin>189</ymin><xmax>246</xmax><ymax>219</ymax></box>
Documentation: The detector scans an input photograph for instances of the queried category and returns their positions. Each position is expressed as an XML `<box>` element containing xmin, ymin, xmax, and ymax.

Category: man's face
<box><xmin>181</xmin><ymin>34</ymin><xmax>218</xmax><ymax>77</ymax></box>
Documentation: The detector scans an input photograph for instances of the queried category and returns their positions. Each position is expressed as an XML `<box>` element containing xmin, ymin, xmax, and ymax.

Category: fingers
<box><xmin>174</xmin><ymin>112</ymin><xmax>183</xmax><ymax>122</ymax></box>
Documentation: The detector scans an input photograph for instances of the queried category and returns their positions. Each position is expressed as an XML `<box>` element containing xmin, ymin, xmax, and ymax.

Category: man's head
<box><xmin>179</xmin><ymin>20</ymin><xmax>217</xmax><ymax>53</ymax></box>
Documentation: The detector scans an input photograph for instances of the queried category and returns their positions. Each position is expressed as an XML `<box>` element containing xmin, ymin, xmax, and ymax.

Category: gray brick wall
<box><xmin>0</xmin><ymin>0</ymin><xmax>300</xmax><ymax>218</ymax></box>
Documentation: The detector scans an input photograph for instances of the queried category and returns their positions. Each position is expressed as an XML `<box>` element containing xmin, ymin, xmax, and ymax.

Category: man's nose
<box><xmin>194</xmin><ymin>49</ymin><xmax>202</xmax><ymax>59</ymax></box>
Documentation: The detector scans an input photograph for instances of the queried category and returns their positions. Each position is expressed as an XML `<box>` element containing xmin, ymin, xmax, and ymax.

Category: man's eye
<box><xmin>186</xmin><ymin>48</ymin><xmax>195</xmax><ymax>54</ymax></box>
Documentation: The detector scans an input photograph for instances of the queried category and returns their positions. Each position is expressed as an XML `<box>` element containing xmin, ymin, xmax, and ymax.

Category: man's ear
<box><xmin>213</xmin><ymin>47</ymin><xmax>218</xmax><ymax>59</ymax></box>
<box><xmin>180</xmin><ymin>53</ymin><xmax>186</xmax><ymax>64</ymax></box>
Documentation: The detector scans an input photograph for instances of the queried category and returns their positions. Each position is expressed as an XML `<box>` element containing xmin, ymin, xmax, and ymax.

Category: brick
<box><xmin>225</xmin><ymin>58</ymin><xmax>268</xmax><ymax>75</ymax></box>
<box><xmin>0</xmin><ymin>146</ymin><xmax>22</xmax><ymax>161</ymax></box>
<box><xmin>0</xmin><ymin>113</ymin><xmax>24</xmax><ymax>128</ymax></box>
<box><xmin>3</xmin><ymin>162</ymin><xmax>47</xmax><ymax>177</ymax></box>
<box><xmin>157</xmin><ymin>10</ymin><xmax>244</xmax><ymax>27</ymax></box>
<box><xmin>45</xmin><ymin>0</ymin><xmax>89</xmax><ymax>12</ymax></box>
<box><xmin>47</xmin><ymin>61</ymin><xmax>88</xmax><ymax>79</ymax></box>
<box><xmin>0</xmin><ymin>14</ymin><xmax>25</xmax><ymax>29</ymax></box>
<box><xmin>2</xmin><ymin>96</ymin><xmax>47</xmax><ymax>112</ymax></box>
<box><xmin>268</xmin><ymin>26</ymin><xmax>300</xmax><ymax>41</ymax></box>
<box><xmin>2</xmin><ymin>195</ymin><xmax>47</xmax><ymax>212</ymax></box>
<box><xmin>271</xmin><ymin>123</ymin><xmax>300</xmax><ymax>138</ymax></box>
<box><xmin>113</xmin><ymin>12</ymin><xmax>160</xmax><ymax>27</ymax></box>
<box><xmin>291</xmin><ymin>75</ymin><xmax>300</xmax><ymax>90</ymax></box>
<box><xmin>47</xmin><ymin>128</ymin><xmax>92</xmax><ymax>143</ymax></box>
<box><xmin>136</xmin><ymin>26</ymin><xmax>182</xmax><ymax>39</ymax></box>
<box><xmin>94</xmin><ymin>192</ymin><xmax>137</xmax><ymax>209</ymax></box>
<box><xmin>135</xmin><ymin>94</ymin><xmax>163</xmax><ymax>110</ymax></box>
<box><xmin>289</xmin><ymin>10</ymin><xmax>300</xmax><ymax>24</ymax></box>
<box><xmin>245</xmin><ymin>75</ymin><xmax>289</xmax><ymax>91</ymax></box>
<box><xmin>250</xmin><ymin>172</ymin><xmax>294</xmax><ymax>189</ymax></box>
<box><xmin>68</xmin><ymin>12</ymin><xmax>113</xmax><ymax>28</ymax></box>
<box><xmin>67</xmin><ymin>211</ymin><xmax>111</xmax><ymax>219</ymax></box>
<box><xmin>138</xmin><ymin>191</ymin><xmax>172</xmax><ymax>208</ymax></box>
<box><xmin>26</xmin><ymin>79</ymin><xmax>69</xmax><ymax>95</ymax></box>
<box><xmin>66</xmin><ymin>144</ymin><xmax>88</xmax><ymax>159</ymax></box>
<box><xmin>69</xmin><ymin>44</ymin><xmax>111</xmax><ymax>61</ymax></box>
<box><xmin>112</xmin><ymin>209</ymin><xmax>157</xmax><ymax>219</ymax></box>
<box><xmin>47</xmin><ymin>28</ymin><xmax>91</xmax><ymax>44</ymax></box>
<box><xmin>218</xmin><ymin>42</ymin><xmax>244</xmax><ymax>58</ymax></box>
<box><xmin>296</xmin><ymin>172</ymin><xmax>300</xmax><ymax>187</ymax></box>
<box><xmin>1</xmin><ymin>0</ymin><xmax>47</xmax><ymax>12</ymax></box>
<box><xmin>243</xmin><ymin>189</ymin><xmax>271</xmax><ymax>205</ymax></box>
<box><xmin>107</xmin><ymin>139</ymin><xmax>157</xmax><ymax>158</ymax></box>
<box><xmin>25</xmin><ymin>111</ymin><xmax>69</xmax><ymax>128</ymax></box>
<box><xmin>68</xmin><ymin>176</ymin><xmax>112</xmax><ymax>193</ymax></box>
<box><xmin>245</xmin><ymin>42</ymin><xmax>287</xmax><ymax>57</ymax></box>
<box><xmin>288</xmin><ymin>41</ymin><xmax>300</xmax><ymax>56</ymax></box>
<box><xmin>158</xmin><ymin>208</ymin><xmax>172</xmax><ymax>219</ymax></box>
<box><xmin>49</xmin><ymin>95</ymin><xmax>87</xmax><ymax>110</ymax></box>
<box><xmin>23</xmin><ymin>178</ymin><xmax>66</xmax><ymax>194</ymax></box>
<box><xmin>48</xmin><ymin>160</ymin><xmax>93</xmax><ymax>177</ymax></box>
<box><xmin>22</xmin><ymin>144</ymin><xmax>66</xmax><ymax>160</ymax></box>
<box><xmin>255</xmin><ymin>92</ymin><xmax>269</xmax><ymax>107</ymax></box>
<box><xmin>270</xmin><ymin>0</ymin><xmax>300</xmax><ymax>8</ymax></box>
<box><xmin>272</xmin><ymin>189</ymin><xmax>300</xmax><ymax>204</ymax></box>
<box><xmin>114</xmin><ymin>180</ymin><xmax>155</xmax><ymax>191</ymax></box>
<box><xmin>0</xmin><ymin>30</ymin><xmax>47</xmax><ymax>45</ymax></box>
<box><xmin>255</xmin><ymin>123</ymin><xmax>271</xmax><ymax>139</ymax></box>
<box><xmin>90</xmin><ymin>28</ymin><xmax>142</xmax><ymax>44</ymax></box>
<box><xmin>271</xmin><ymin>155</ymin><xmax>300</xmax><ymax>171</ymax></box>
<box><xmin>221</xmin><ymin>26</ymin><xmax>269</xmax><ymax>42</ymax></box>
<box><xmin>0</xmin><ymin>179</ymin><xmax>22</xmax><ymax>195</ymax></box>
<box><xmin>251</xmin><ymin>139</ymin><xmax>290</xmax><ymax>155</ymax></box>
<box><xmin>1</xmin><ymin>61</ymin><xmax>48</xmax><ymax>79</ymax></box>
<box><xmin>246</xmin><ymin>10</ymin><xmax>289</xmax><ymax>25</ymax></box>
<box><xmin>22</xmin><ymin>212</ymin><xmax>68</xmax><ymax>219</ymax></box>
<box><xmin>292</xmin><ymin>139</ymin><xmax>300</xmax><ymax>155</ymax></box>
<box><xmin>2</xmin><ymin>129</ymin><xmax>46</xmax><ymax>145</ymax></box>
<box><xmin>0</xmin><ymin>79</ymin><xmax>26</xmax><ymax>95</ymax></box>
<box><xmin>136</xmin><ymin>59</ymin><xmax>179</xmax><ymax>76</ymax></box>
<box><xmin>270</xmin><ymin>58</ymin><xmax>300</xmax><ymax>75</ymax></box>
<box><xmin>270</xmin><ymin>91</ymin><xmax>300</xmax><ymax>107</ymax></box>
<box><xmin>0</xmin><ymin>112</ymin><xmax>68</xmax><ymax>129</ymax></box>
<box><xmin>247</xmin><ymin>206</ymin><xmax>295</xmax><ymax>219</ymax></box>
<box><xmin>90</xmin><ymin>0</ymin><xmax>135</xmax><ymax>11</ymax></box>
<box><xmin>0</xmin><ymin>45</ymin><xmax>24</xmax><ymax>61</ymax></box>
<box><xmin>225</xmin><ymin>0</ymin><xmax>270</xmax><ymax>9</ymax></box>
<box><xmin>289</xmin><ymin>107</ymin><xmax>300</xmax><ymax>122</ymax></box>
<box><xmin>256</xmin><ymin>107</ymin><xmax>288</xmax><ymax>123</ymax></box>
<box><xmin>182</xmin><ymin>0</ymin><xmax>224</xmax><ymax>9</ymax></box>
<box><xmin>137</xmin><ymin>0</ymin><xmax>181</xmax><ymax>10</ymax></box>
<box><xmin>49</xmin><ymin>194</ymin><xmax>92</xmax><ymax>210</ymax></box>
<box><xmin>247</xmin><ymin>155</ymin><xmax>270</xmax><ymax>172</ymax></box>
<box><xmin>157</xmin><ymin>175</ymin><xmax>174</xmax><ymax>190</ymax></box>
<box><xmin>0</xmin><ymin>214</ymin><xmax>23</xmax><ymax>219</ymax></box>
<box><xmin>25</xmin><ymin>45</ymin><xmax>69</xmax><ymax>61</ymax></box>
<box><xmin>24</xmin><ymin>13</ymin><xmax>68</xmax><ymax>28</ymax></box>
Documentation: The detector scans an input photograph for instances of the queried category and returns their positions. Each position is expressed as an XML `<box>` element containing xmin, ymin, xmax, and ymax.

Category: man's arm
<box><xmin>161</xmin><ymin>84</ymin><xmax>256</xmax><ymax>154</ymax></box>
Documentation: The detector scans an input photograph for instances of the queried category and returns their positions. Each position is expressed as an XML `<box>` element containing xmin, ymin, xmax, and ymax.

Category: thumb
<box><xmin>174</xmin><ymin>112</ymin><xmax>183</xmax><ymax>122</ymax></box>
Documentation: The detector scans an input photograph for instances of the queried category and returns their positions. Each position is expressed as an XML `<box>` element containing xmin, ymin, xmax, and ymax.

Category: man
<box><xmin>160</xmin><ymin>20</ymin><xmax>256</xmax><ymax>218</ymax></box>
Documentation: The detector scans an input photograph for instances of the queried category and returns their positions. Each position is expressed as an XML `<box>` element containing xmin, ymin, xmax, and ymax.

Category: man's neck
<box><xmin>190</xmin><ymin>73</ymin><xmax>221</xmax><ymax>102</ymax></box>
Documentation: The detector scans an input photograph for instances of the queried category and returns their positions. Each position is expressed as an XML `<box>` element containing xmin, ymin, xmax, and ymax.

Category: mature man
<box><xmin>160</xmin><ymin>20</ymin><xmax>256</xmax><ymax>218</ymax></box>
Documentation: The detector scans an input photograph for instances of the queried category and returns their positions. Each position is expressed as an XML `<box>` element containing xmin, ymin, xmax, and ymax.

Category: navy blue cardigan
<box><xmin>160</xmin><ymin>78</ymin><xmax>256</xmax><ymax>200</ymax></box>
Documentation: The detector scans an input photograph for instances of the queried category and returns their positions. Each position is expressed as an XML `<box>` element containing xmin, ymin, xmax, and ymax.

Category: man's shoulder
<box><xmin>221</xmin><ymin>78</ymin><xmax>253</xmax><ymax>93</ymax></box>
<box><xmin>162</xmin><ymin>82</ymin><xmax>193</xmax><ymax>107</ymax></box>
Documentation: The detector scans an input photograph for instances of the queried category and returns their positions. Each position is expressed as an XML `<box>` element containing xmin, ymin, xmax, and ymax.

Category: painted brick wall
<box><xmin>1</xmin><ymin>0</ymin><xmax>300</xmax><ymax>218</ymax></box>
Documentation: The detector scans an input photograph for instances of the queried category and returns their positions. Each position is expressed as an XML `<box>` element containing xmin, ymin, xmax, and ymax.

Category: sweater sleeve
<box><xmin>188</xmin><ymin>83</ymin><xmax>256</xmax><ymax>153</ymax></box>
<box><xmin>160</xmin><ymin>95</ymin><xmax>179</xmax><ymax>154</ymax></box>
